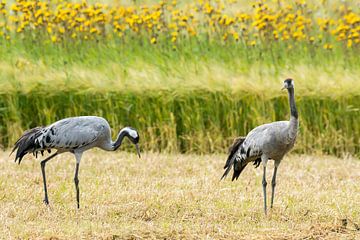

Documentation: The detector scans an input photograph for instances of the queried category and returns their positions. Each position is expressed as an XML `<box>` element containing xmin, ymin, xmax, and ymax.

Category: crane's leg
<box><xmin>261</xmin><ymin>155</ymin><xmax>268</xmax><ymax>215</ymax></box>
<box><xmin>74</xmin><ymin>152</ymin><xmax>83</xmax><ymax>209</ymax></box>
<box><xmin>262</xmin><ymin>166</ymin><xmax>267</xmax><ymax>214</ymax></box>
<box><xmin>74</xmin><ymin>162</ymin><xmax>80</xmax><ymax>209</ymax></box>
<box><xmin>40</xmin><ymin>152</ymin><xmax>58</xmax><ymax>205</ymax></box>
<box><xmin>270</xmin><ymin>160</ymin><xmax>280</xmax><ymax>209</ymax></box>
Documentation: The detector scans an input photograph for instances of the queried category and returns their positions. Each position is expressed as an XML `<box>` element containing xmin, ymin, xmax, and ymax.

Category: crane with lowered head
<box><xmin>12</xmin><ymin>116</ymin><xmax>141</xmax><ymax>208</ymax></box>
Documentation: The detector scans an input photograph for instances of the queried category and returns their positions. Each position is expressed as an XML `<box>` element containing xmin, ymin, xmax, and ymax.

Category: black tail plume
<box><xmin>11</xmin><ymin>127</ymin><xmax>44</xmax><ymax>164</ymax></box>
<box><xmin>232</xmin><ymin>163</ymin><xmax>248</xmax><ymax>181</ymax></box>
<box><xmin>221</xmin><ymin>137</ymin><xmax>246</xmax><ymax>180</ymax></box>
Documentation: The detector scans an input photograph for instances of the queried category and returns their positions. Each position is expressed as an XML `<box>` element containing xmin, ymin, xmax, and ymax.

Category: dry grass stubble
<box><xmin>0</xmin><ymin>151</ymin><xmax>359</xmax><ymax>239</ymax></box>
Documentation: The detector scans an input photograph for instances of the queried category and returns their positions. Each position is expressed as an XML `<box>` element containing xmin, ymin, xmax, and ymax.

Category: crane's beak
<box><xmin>135</xmin><ymin>143</ymin><xmax>141</xmax><ymax>158</ymax></box>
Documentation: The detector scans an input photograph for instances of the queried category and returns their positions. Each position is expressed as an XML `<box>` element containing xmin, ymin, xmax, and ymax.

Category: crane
<box><xmin>221</xmin><ymin>79</ymin><xmax>298</xmax><ymax>214</ymax></box>
<box><xmin>12</xmin><ymin>116</ymin><xmax>141</xmax><ymax>208</ymax></box>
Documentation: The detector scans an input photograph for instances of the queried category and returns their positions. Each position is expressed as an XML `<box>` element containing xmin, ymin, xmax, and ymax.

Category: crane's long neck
<box><xmin>111</xmin><ymin>130</ymin><xmax>127</xmax><ymax>151</ymax></box>
<box><xmin>288</xmin><ymin>88</ymin><xmax>298</xmax><ymax>119</ymax></box>
<box><xmin>287</xmin><ymin>87</ymin><xmax>298</xmax><ymax>138</ymax></box>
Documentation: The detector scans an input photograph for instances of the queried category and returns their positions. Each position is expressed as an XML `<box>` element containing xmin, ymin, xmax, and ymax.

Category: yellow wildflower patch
<box><xmin>0</xmin><ymin>0</ymin><xmax>358</xmax><ymax>49</ymax></box>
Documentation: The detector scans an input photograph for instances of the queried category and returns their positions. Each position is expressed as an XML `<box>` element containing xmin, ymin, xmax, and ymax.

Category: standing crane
<box><xmin>221</xmin><ymin>78</ymin><xmax>298</xmax><ymax>214</ymax></box>
<box><xmin>11</xmin><ymin>116</ymin><xmax>141</xmax><ymax>208</ymax></box>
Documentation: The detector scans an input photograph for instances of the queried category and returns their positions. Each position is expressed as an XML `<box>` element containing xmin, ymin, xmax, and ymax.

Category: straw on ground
<box><xmin>0</xmin><ymin>151</ymin><xmax>359</xmax><ymax>239</ymax></box>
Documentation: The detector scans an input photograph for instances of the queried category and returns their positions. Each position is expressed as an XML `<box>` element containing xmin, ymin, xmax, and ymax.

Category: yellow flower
<box><xmin>10</xmin><ymin>4</ymin><xmax>19</xmax><ymax>12</ymax></box>
<box><xmin>282</xmin><ymin>31</ymin><xmax>290</xmax><ymax>41</ymax></box>
<box><xmin>285</xmin><ymin>13</ymin><xmax>295</xmax><ymax>23</ymax></box>
<box><xmin>179</xmin><ymin>21</ymin><xmax>187</xmax><ymax>27</ymax></box>
<box><xmin>323</xmin><ymin>43</ymin><xmax>333</xmax><ymax>50</ymax></box>
<box><xmin>233</xmin><ymin>32</ymin><xmax>239</xmax><ymax>41</ymax></box>
<box><xmin>151</xmin><ymin>37</ymin><xmax>157</xmax><ymax>44</ymax></box>
<box><xmin>51</xmin><ymin>35</ymin><xmax>57</xmax><ymax>42</ymax></box>
<box><xmin>187</xmin><ymin>27</ymin><xmax>196</xmax><ymax>36</ymax></box>
<box><xmin>347</xmin><ymin>39</ymin><xmax>352</xmax><ymax>48</ymax></box>
<box><xmin>223</xmin><ymin>33</ymin><xmax>228</xmax><ymax>41</ymax></box>
<box><xmin>225</xmin><ymin>17</ymin><xmax>234</xmax><ymax>26</ymax></box>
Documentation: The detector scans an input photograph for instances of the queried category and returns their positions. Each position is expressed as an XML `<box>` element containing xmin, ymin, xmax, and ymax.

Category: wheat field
<box><xmin>0</xmin><ymin>150</ymin><xmax>359</xmax><ymax>239</ymax></box>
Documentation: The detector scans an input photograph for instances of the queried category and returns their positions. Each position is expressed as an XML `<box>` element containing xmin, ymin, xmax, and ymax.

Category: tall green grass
<box><xmin>1</xmin><ymin>90</ymin><xmax>359</xmax><ymax>157</ymax></box>
<box><xmin>1</xmin><ymin>33</ymin><xmax>359</xmax><ymax>157</ymax></box>
<box><xmin>1</xmin><ymin>40</ymin><xmax>360</xmax><ymax>96</ymax></box>
<box><xmin>2</xmin><ymin>38</ymin><xmax>360</xmax><ymax>69</ymax></box>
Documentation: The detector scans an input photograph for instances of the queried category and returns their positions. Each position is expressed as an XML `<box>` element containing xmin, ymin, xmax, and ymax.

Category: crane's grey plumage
<box><xmin>221</xmin><ymin>79</ymin><xmax>298</xmax><ymax>214</ymax></box>
<box><xmin>11</xmin><ymin>116</ymin><xmax>141</xmax><ymax>208</ymax></box>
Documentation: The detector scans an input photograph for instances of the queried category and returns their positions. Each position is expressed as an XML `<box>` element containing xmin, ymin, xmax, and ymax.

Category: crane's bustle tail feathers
<box><xmin>221</xmin><ymin>160</ymin><xmax>233</xmax><ymax>180</ymax></box>
<box><xmin>224</xmin><ymin>137</ymin><xmax>245</xmax><ymax>169</ymax></box>
<box><xmin>221</xmin><ymin>137</ymin><xmax>246</xmax><ymax>180</ymax></box>
<box><xmin>11</xmin><ymin>127</ymin><xmax>44</xmax><ymax>164</ymax></box>
<box><xmin>253</xmin><ymin>158</ymin><xmax>261</xmax><ymax>168</ymax></box>
<box><xmin>232</xmin><ymin>163</ymin><xmax>248</xmax><ymax>181</ymax></box>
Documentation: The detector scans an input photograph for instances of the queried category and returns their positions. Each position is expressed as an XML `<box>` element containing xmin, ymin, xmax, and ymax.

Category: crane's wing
<box><xmin>12</xmin><ymin>117</ymin><xmax>109</xmax><ymax>164</ymax></box>
<box><xmin>238</xmin><ymin>121</ymin><xmax>291</xmax><ymax>161</ymax></box>
<box><xmin>39</xmin><ymin>119</ymin><xmax>105</xmax><ymax>150</ymax></box>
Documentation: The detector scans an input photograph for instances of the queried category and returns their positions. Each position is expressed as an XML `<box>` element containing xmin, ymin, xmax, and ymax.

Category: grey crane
<box><xmin>11</xmin><ymin>116</ymin><xmax>141</xmax><ymax>208</ymax></box>
<box><xmin>221</xmin><ymin>78</ymin><xmax>298</xmax><ymax>214</ymax></box>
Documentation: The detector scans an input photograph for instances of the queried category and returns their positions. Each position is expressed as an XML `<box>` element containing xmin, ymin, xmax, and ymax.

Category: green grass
<box><xmin>1</xmin><ymin>39</ymin><xmax>360</xmax><ymax>94</ymax></box>
<box><xmin>1</xmin><ymin>151</ymin><xmax>359</xmax><ymax>239</ymax></box>
<box><xmin>0</xmin><ymin>90</ymin><xmax>359</xmax><ymax>156</ymax></box>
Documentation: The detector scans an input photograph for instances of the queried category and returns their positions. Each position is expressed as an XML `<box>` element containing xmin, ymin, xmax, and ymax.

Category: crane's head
<box><xmin>123</xmin><ymin>127</ymin><xmax>141</xmax><ymax>158</ymax></box>
<box><xmin>282</xmin><ymin>78</ymin><xmax>294</xmax><ymax>90</ymax></box>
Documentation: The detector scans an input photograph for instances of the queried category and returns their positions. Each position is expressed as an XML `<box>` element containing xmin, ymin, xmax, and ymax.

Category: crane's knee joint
<box><xmin>271</xmin><ymin>180</ymin><xmax>276</xmax><ymax>188</ymax></box>
<box><xmin>74</xmin><ymin>177</ymin><xmax>79</xmax><ymax>185</ymax></box>
<box><xmin>262</xmin><ymin>179</ymin><xmax>267</xmax><ymax>187</ymax></box>
<box><xmin>40</xmin><ymin>161</ymin><xmax>46</xmax><ymax>168</ymax></box>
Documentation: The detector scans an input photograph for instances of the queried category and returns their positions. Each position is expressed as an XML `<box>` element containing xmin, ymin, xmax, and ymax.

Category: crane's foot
<box><xmin>43</xmin><ymin>198</ymin><xmax>49</xmax><ymax>205</ymax></box>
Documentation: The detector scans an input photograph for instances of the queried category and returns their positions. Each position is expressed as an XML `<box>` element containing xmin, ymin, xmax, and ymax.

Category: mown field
<box><xmin>0</xmin><ymin>151</ymin><xmax>359</xmax><ymax>239</ymax></box>
<box><xmin>0</xmin><ymin>0</ymin><xmax>359</xmax><ymax>157</ymax></box>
